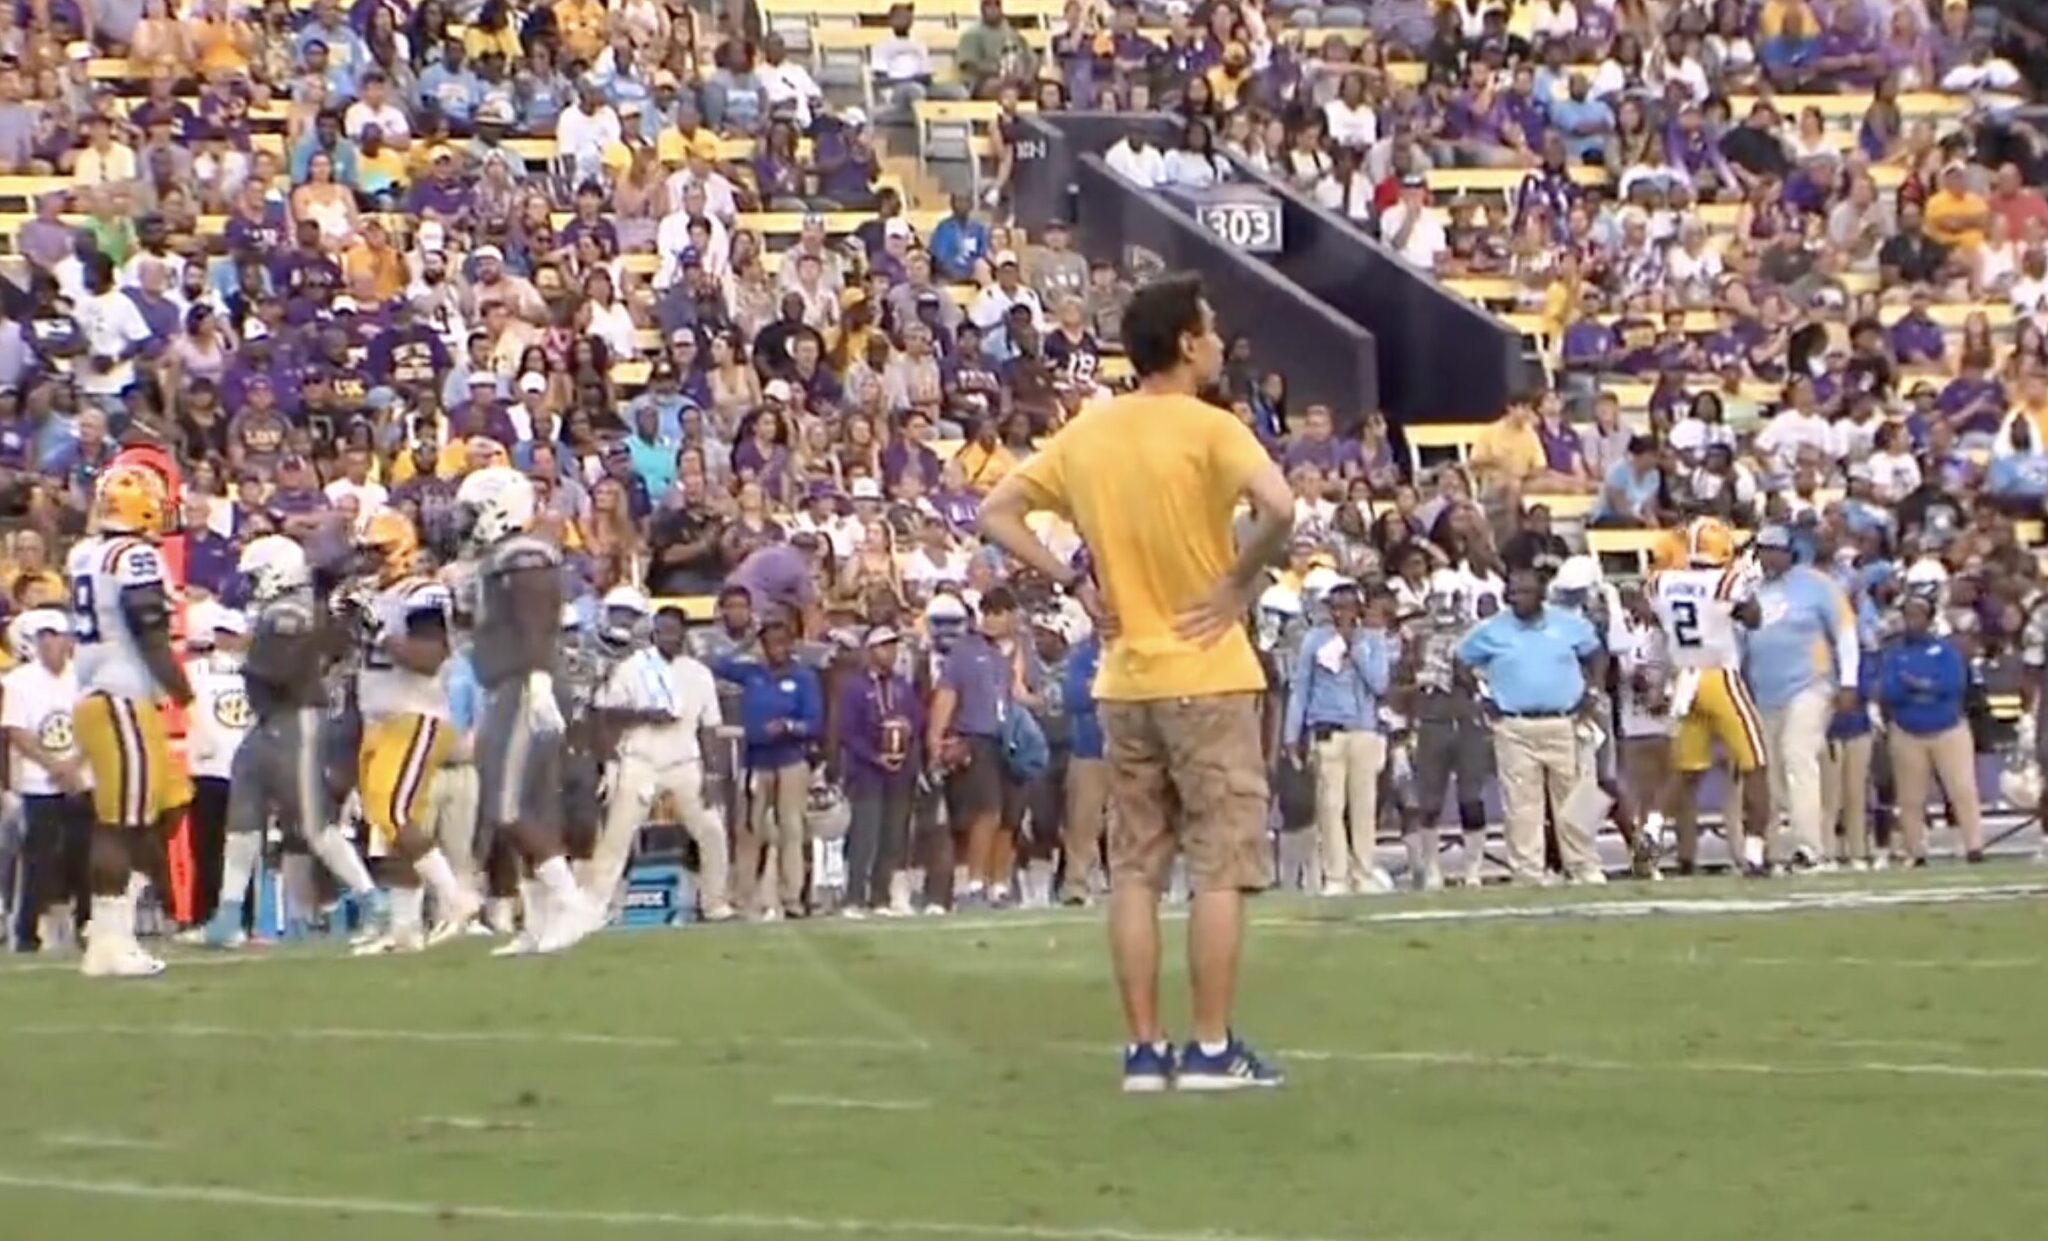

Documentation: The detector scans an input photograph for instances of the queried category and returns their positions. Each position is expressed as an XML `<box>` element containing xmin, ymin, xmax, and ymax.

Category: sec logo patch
<box><xmin>36</xmin><ymin>712</ymin><xmax>72</xmax><ymax>752</ymax></box>
<box><xmin>215</xmin><ymin>690</ymin><xmax>253</xmax><ymax>730</ymax></box>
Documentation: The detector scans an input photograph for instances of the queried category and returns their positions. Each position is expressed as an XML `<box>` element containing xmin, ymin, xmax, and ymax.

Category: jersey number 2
<box><xmin>71</xmin><ymin>576</ymin><xmax>100</xmax><ymax>644</ymax></box>
<box><xmin>1671</xmin><ymin>600</ymin><xmax>1703</xmax><ymax>649</ymax></box>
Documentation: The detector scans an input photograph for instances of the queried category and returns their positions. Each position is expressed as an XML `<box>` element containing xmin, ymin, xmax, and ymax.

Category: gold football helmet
<box><xmin>355</xmin><ymin>509</ymin><xmax>421</xmax><ymax>584</ymax></box>
<box><xmin>92</xmin><ymin>463</ymin><xmax>168</xmax><ymax>537</ymax></box>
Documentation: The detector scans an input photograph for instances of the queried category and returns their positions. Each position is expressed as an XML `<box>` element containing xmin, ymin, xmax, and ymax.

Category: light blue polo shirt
<box><xmin>1455</xmin><ymin>605</ymin><xmax>1598</xmax><ymax>714</ymax></box>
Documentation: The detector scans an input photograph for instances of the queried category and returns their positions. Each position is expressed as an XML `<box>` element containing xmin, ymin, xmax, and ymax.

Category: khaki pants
<box><xmin>739</xmin><ymin>761</ymin><xmax>810</xmax><ymax>914</ymax></box>
<box><xmin>1821</xmin><ymin>732</ymin><xmax>1874</xmax><ymax>862</ymax></box>
<box><xmin>1888</xmin><ymin>724</ymin><xmax>1983</xmax><ymax>860</ymax></box>
<box><xmin>1761</xmin><ymin>685</ymin><xmax>1833</xmax><ymax>863</ymax></box>
<box><xmin>597</xmin><ymin>754</ymin><xmax>730</xmax><ymax>915</ymax></box>
<box><xmin>422</xmin><ymin>763</ymin><xmax>479</xmax><ymax>887</ymax></box>
<box><xmin>1312</xmin><ymin>728</ymin><xmax>1386</xmax><ymax>890</ymax></box>
<box><xmin>1060</xmin><ymin>756</ymin><xmax>1110</xmax><ymax>902</ymax></box>
<box><xmin>1493</xmin><ymin>716</ymin><xmax>1599</xmax><ymax>881</ymax></box>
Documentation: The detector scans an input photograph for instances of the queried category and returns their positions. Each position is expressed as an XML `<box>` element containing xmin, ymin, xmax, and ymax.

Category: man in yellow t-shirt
<box><xmin>1470</xmin><ymin>398</ymin><xmax>1546</xmax><ymax>487</ymax></box>
<box><xmin>1924</xmin><ymin>163</ymin><xmax>1991</xmax><ymax>251</ymax></box>
<box><xmin>979</xmin><ymin>275</ymin><xmax>1294</xmax><ymax>1092</ymax></box>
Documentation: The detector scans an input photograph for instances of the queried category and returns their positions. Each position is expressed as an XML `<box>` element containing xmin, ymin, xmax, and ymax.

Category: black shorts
<box><xmin>943</xmin><ymin>735</ymin><xmax>1005</xmax><ymax>825</ymax></box>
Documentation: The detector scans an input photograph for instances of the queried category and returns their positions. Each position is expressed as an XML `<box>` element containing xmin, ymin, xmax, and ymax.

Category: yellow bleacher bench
<box><xmin>761</xmin><ymin>0</ymin><xmax>1063</xmax><ymax>21</ymax></box>
<box><xmin>650</xmin><ymin>595</ymin><xmax>717</xmax><ymax>622</ymax></box>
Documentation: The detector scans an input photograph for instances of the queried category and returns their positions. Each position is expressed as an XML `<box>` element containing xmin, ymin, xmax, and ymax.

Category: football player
<box><xmin>351</xmin><ymin>510</ymin><xmax>480</xmax><ymax>952</ymax></box>
<box><xmin>197</xmin><ymin>536</ymin><xmax>384</xmax><ymax>947</ymax></box>
<box><xmin>458</xmin><ymin>467</ymin><xmax>606</xmax><ymax>955</ymax></box>
<box><xmin>65</xmin><ymin>464</ymin><xmax>193</xmax><ymax>977</ymax></box>
<box><xmin>1650</xmin><ymin>517</ymin><xmax>1773</xmax><ymax>874</ymax></box>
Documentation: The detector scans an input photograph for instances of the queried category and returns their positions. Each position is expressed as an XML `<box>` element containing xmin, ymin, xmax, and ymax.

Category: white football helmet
<box><xmin>239</xmin><ymin>534</ymin><xmax>311</xmax><ymax>604</ymax></box>
<box><xmin>456</xmin><ymin>465</ymin><xmax>538</xmax><ymax>548</ymax></box>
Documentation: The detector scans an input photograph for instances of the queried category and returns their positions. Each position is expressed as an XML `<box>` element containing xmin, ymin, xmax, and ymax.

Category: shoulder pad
<box><xmin>111</xmin><ymin>541</ymin><xmax>164</xmax><ymax>588</ymax></box>
<box><xmin>265</xmin><ymin>601</ymin><xmax>313</xmax><ymax>636</ymax></box>
<box><xmin>489</xmin><ymin>538</ymin><xmax>561</xmax><ymax>576</ymax></box>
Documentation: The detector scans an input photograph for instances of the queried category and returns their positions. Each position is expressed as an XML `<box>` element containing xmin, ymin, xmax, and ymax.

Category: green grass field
<box><xmin>3</xmin><ymin>867</ymin><xmax>2047</xmax><ymax>1241</ymax></box>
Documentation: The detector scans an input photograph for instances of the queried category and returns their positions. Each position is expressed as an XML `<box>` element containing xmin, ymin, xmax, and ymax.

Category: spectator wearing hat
<box><xmin>1877</xmin><ymin>594</ymin><xmax>1983</xmax><ymax>865</ymax></box>
<box><xmin>968</xmin><ymin>251</ymin><xmax>1045</xmax><ymax>336</ymax></box>
<box><xmin>4</xmin><ymin>608</ymin><xmax>88</xmax><ymax>952</ymax></box>
<box><xmin>836</xmin><ymin>624</ymin><xmax>923</xmax><ymax>916</ymax></box>
<box><xmin>923</xmin><ymin>587</ymin><xmax>1017</xmax><ymax>907</ymax></box>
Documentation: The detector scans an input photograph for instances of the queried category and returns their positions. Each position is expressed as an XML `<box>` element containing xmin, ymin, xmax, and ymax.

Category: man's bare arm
<box><xmin>1225</xmin><ymin>459</ymin><xmax>1296</xmax><ymax>591</ymax></box>
<box><xmin>119</xmin><ymin>582</ymin><xmax>191</xmax><ymax>705</ymax></box>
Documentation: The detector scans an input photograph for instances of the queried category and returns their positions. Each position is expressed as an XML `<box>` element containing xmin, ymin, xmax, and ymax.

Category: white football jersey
<box><xmin>66</xmin><ymin>535</ymin><xmax>170</xmax><ymax>700</ymax></box>
<box><xmin>1609</xmin><ymin>614</ymin><xmax>1674</xmax><ymax>738</ymax></box>
<box><xmin>1651</xmin><ymin>565</ymin><xmax>1754</xmax><ymax>671</ymax></box>
<box><xmin>357</xmin><ymin>576</ymin><xmax>453</xmax><ymax>720</ymax></box>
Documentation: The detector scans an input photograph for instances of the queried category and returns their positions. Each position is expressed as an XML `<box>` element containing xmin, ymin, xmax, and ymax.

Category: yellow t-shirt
<box><xmin>555</xmin><ymin>0</ymin><xmax>608</xmax><ymax>61</ymax></box>
<box><xmin>463</xmin><ymin>23</ymin><xmax>523</xmax><ymax>62</ymax></box>
<box><xmin>1924</xmin><ymin>189</ymin><xmax>1989</xmax><ymax>250</ymax></box>
<box><xmin>953</xmin><ymin>441</ymin><xmax>1018</xmax><ymax>491</ymax></box>
<box><xmin>1006</xmin><ymin>393</ymin><xmax>1269</xmax><ymax>701</ymax></box>
<box><xmin>1472</xmin><ymin>416</ymin><xmax>1544</xmax><ymax>482</ymax></box>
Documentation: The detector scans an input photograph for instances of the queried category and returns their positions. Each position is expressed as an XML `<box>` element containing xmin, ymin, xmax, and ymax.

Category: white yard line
<box><xmin>773</xmin><ymin>1095</ymin><xmax>932</xmax><ymax>1113</ymax></box>
<box><xmin>0</xmin><ymin>1170</ymin><xmax>1359</xmax><ymax>1241</ymax></box>
<box><xmin>412</xmin><ymin>1116</ymin><xmax>537</xmax><ymax>1133</ymax></box>
<box><xmin>12</xmin><ymin>1021</ymin><xmax>2048</xmax><ymax>1086</ymax></box>
<box><xmin>37</xmin><ymin>1133</ymin><xmax>172</xmax><ymax>1152</ymax></box>
<box><xmin>1266</xmin><ymin>1046</ymin><xmax>2048</xmax><ymax>1083</ymax></box>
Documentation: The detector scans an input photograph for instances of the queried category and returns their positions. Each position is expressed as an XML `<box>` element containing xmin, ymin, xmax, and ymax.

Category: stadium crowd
<box><xmin>0</xmin><ymin>0</ymin><xmax>2043</xmax><ymax>958</ymax></box>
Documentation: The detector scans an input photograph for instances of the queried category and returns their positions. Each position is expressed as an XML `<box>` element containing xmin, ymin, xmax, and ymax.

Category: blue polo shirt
<box><xmin>1455</xmin><ymin>605</ymin><xmax>1598</xmax><ymax>714</ymax></box>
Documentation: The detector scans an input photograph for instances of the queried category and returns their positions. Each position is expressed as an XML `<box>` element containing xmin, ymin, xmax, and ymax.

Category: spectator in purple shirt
<box><xmin>1889</xmin><ymin>287</ymin><xmax>1947</xmax><ymax>366</ymax></box>
<box><xmin>449</xmin><ymin>375</ymin><xmax>520</xmax><ymax>446</ymax></box>
<box><xmin>557</xmin><ymin>180</ymin><xmax>620</xmax><ymax>255</ymax></box>
<box><xmin>1812</xmin><ymin>5</ymin><xmax>1882</xmax><ymax>89</ymax></box>
<box><xmin>725</xmin><ymin>538</ymin><xmax>819</xmax><ymax>626</ymax></box>
<box><xmin>1937</xmin><ymin>360</ymin><xmax>2007</xmax><ymax>439</ymax></box>
<box><xmin>406</xmin><ymin>147</ymin><xmax>475</xmax><ymax>222</ymax></box>
<box><xmin>1281</xmin><ymin>405</ymin><xmax>1364</xmax><ymax>478</ymax></box>
<box><xmin>270</xmin><ymin>221</ymin><xmax>344</xmax><ymax>323</ymax></box>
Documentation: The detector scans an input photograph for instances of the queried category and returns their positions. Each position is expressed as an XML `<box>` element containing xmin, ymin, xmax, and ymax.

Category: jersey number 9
<box><xmin>71</xmin><ymin>576</ymin><xmax>99</xmax><ymax>644</ymax></box>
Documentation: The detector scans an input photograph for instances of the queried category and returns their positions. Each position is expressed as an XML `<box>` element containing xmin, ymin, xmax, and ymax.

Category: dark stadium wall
<box><xmin>1230</xmin><ymin>166</ymin><xmax>1538</xmax><ymax>427</ymax></box>
<box><xmin>1013</xmin><ymin>112</ymin><xmax>1528</xmax><ymax>430</ymax></box>
<box><xmin>1068</xmin><ymin>153</ymin><xmax>1380</xmax><ymax>414</ymax></box>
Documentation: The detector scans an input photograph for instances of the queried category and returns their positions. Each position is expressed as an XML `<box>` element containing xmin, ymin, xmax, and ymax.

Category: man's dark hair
<box><xmin>981</xmin><ymin>585</ymin><xmax>1018</xmax><ymax>616</ymax></box>
<box><xmin>1122</xmin><ymin>275</ymin><xmax>1207</xmax><ymax>379</ymax></box>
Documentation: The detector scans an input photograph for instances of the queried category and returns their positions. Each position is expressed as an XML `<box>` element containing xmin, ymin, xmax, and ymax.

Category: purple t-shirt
<box><xmin>1282</xmin><ymin>434</ymin><xmax>1364</xmax><ymax>475</ymax></box>
<box><xmin>1536</xmin><ymin>419</ymin><xmax>1584</xmax><ymax>473</ymax></box>
<box><xmin>725</xmin><ymin>543</ymin><xmax>816</xmax><ymax>622</ymax></box>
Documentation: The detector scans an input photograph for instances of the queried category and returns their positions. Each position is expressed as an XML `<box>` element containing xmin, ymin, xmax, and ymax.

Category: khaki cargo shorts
<box><xmin>1099</xmin><ymin>692</ymin><xmax>1271</xmax><ymax>895</ymax></box>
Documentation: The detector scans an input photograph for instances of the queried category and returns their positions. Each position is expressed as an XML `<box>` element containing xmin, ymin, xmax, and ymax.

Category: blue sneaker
<box><xmin>1121</xmin><ymin>1041</ymin><xmax>1176</xmax><ymax>1094</ymax></box>
<box><xmin>1175</xmin><ymin>1035</ymin><xmax>1285</xmax><ymax>1091</ymax></box>
<box><xmin>202</xmin><ymin>901</ymin><xmax>247</xmax><ymax>949</ymax></box>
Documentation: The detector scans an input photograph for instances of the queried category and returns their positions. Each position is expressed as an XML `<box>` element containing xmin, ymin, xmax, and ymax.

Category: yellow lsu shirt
<box><xmin>1005</xmin><ymin>394</ymin><xmax>1269</xmax><ymax>702</ymax></box>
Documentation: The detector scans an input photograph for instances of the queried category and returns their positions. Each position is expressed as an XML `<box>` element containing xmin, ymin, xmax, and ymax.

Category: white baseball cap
<box><xmin>602</xmin><ymin>585</ymin><xmax>651</xmax><ymax>615</ymax></box>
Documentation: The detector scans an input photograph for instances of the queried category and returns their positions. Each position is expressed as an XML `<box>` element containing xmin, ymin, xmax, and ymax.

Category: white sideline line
<box><xmin>14</xmin><ymin>1022</ymin><xmax>2048</xmax><ymax>1086</ymax></box>
<box><xmin>1268</xmin><ymin>1047</ymin><xmax>2048</xmax><ymax>1083</ymax></box>
<box><xmin>38</xmin><ymin>1133</ymin><xmax>171</xmax><ymax>1151</ymax></box>
<box><xmin>413</xmin><ymin>1116</ymin><xmax>537</xmax><ymax>1132</ymax></box>
<box><xmin>2</xmin><ymin>1022</ymin><xmax>922</xmax><ymax>1056</ymax></box>
<box><xmin>0</xmin><ymin>1171</ymin><xmax>1356</xmax><ymax>1241</ymax></box>
<box><xmin>774</xmin><ymin>1095</ymin><xmax>932</xmax><ymax>1113</ymax></box>
<box><xmin>0</xmin><ymin>877</ymin><xmax>2040</xmax><ymax>981</ymax></box>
